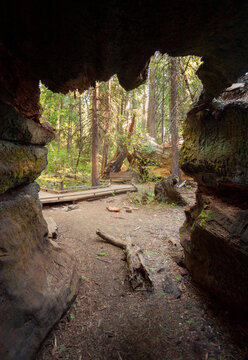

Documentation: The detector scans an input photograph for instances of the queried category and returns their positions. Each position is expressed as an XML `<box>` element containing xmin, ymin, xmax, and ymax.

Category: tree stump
<box><xmin>154</xmin><ymin>175</ymin><xmax>188</xmax><ymax>206</ymax></box>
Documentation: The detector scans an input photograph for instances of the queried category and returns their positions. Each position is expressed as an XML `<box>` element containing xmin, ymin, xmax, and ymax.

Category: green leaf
<box><xmin>96</xmin><ymin>252</ymin><xmax>106</xmax><ymax>257</ymax></box>
<box><xmin>81</xmin><ymin>276</ymin><xmax>88</xmax><ymax>280</ymax></box>
<box><xmin>70</xmin><ymin>313</ymin><xmax>75</xmax><ymax>320</ymax></box>
<box><xmin>175</xmin><ymin>275</ymin><xmax>182</xmax><ymax>281</ymax></box>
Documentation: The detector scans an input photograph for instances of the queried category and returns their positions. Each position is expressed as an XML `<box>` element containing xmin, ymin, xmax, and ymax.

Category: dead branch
<box><xmin>96</xmin><ymin>229</ymin><xmax>153</xmax><ymax>291</ymax></box>
<box><xmin>96</xmin><ymin>230</ymin><xmax>126</xmax><ymax>249</ymax></box>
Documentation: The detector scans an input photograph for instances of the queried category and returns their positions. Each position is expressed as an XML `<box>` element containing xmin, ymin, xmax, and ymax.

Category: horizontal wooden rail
<box><xmin>39</xmin><ymin>184</ymin><xmax>137</xmax><ymax>204</ymax></box>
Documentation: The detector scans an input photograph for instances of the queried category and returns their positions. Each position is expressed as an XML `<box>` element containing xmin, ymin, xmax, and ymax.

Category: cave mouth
<box><xmin>35</xmin><ymin>61</ymin><xmax>248</xmax><ymax>359</ymax></box>
<box><xmin>37</xmin><ymin>52</ymin><xmax>202</xmax><ymax>192</ymax></box>
<box><xmin>0</xmin><ymin>2</ymin><xmax>248</xmax><ymax>359</ymax></box>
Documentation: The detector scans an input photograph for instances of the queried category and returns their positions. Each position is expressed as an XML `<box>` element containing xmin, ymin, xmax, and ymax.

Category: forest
<box><xmin>38</xmin><ymin>52</ymin><xmax>202</xmax><ymax>189</ymax></box>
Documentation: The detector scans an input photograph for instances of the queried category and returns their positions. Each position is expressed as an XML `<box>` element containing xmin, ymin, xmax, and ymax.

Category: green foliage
<box><xmin>96</xmin><ymin>252</ymin><xmax>107</xmax><ymax>257</ymax></box>
<box><xmin>39</xmin><ymin>53</ymin><xmax>202</xmax><ymax>187</ymax></box>
<box><xmin>198</xmin><ymin>209</ymin><xmax>214</xmax><ymax>226</ymax></box>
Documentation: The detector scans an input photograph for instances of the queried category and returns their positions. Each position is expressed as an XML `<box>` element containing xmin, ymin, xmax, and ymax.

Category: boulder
<box><xmin>0</xmin><ymin>100</ymin><xmax>55</xmax><ymax>145</ymax></box>
<box><xmin>0</xmin><ymin>140</ymin><xmax>47</xmax><ymax>194</ymax></box>
<box><xmin>0</xmin><ymin>182</ymin><xmax>78</xmax><ymax>360</ymax></box>
<box><xmin>180</xmin><ymin>192</ymin><xmax>248</xmax><ymax>313</ymax></box>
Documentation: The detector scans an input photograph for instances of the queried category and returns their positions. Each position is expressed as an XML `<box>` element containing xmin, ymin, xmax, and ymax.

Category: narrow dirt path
<box><xmin>36</xmin><ymin>186</ymin><xmax>248</xmax><ymax>360</ymax></box>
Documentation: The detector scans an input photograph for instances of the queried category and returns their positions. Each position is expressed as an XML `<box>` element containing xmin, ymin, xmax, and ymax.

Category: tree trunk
<box><xmin>56</xmin><ymin>98</ymin><xmax>63</xmax><ymax>153</ymax></box>
<box><xmin>124</xmin><ymin>92</ymin><xmax>129</xmax><ymax>122</ymax></box>
<box><xmin>147</xmin><ymin>63</ymin><xmax>156</xmax><ymax>138</ymax></box>
<box><xmin>74</xmin><ymin>94</ymin><xmax>83</xmax><ymax>177</ymax></box>
<box><xmin>67</xmin><ymin>112</ymin><xmax>72</xmax><ymax>155</ymax></box>
<box><xmin>170</xmin><ymin>57</ymin><xmax>181</xmax><ymax>181</ymax></box>
<box><xmin>91</xmin><ymin>84</ymin><xmax>100</xmax><ymax>186</ymax></box>
<box><xmin>142</xmin><ymin>85</ymin><xmax>147</xmax><ymax>130</ymax></box>
<box><xmin>179</xmin><ymin>58</ymin><xmax>195</xmax><ymax>102</ymax></box>
<box><xmin>103</xmin><ymin>115</ymin><xmax>136</xmax><ymax>177</ymax></box>
<box><xmin>101</xmin><ymin>79</ymin><xmax>111</xmax><ymax>175</ymax></box>
<box><xmin>161</xmin><ymin>66</ymin><xmax>165</xmax><ymax>143</ymax></box>
<box><xmin>78</xmin><ymin>94</ymin><xmax>83</xmax><ymax>141</ymax></box>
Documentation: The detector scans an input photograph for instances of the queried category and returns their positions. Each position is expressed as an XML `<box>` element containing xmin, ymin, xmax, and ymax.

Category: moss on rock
<box><xmin>0</xmin><ymin>140</ymin><xmax>47</xmax><ymax>194</ymax></box>
<box><xmin>180</xmin><ymin>100</ymin><xmax>248</xmax><ymax>188</ymax></box>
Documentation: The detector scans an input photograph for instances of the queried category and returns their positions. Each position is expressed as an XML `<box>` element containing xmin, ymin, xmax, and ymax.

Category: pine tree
<box><xmin>170</xmin><ymin>57</ymin><xmax>181</xmax><ymax>181</ymax></box>
<box><xmin>91</xmin><ymin>83</ymin><xmax>100</xmax><ymax>186</ymax></box>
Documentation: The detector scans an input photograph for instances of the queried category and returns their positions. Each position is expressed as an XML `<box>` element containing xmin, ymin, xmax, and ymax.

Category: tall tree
<box><xmin>142</xmin><ymin>85</ymin><xmax>147</xmax><ymax>130</ymax></box>
<box><xmin>74</xmin><ymin>94</ymin><xmax>83</xmax><ymax>177</ymax></box>
<box><xmin>91</xmin><ymin>83</ymin><xmax>100</xmax><ymax>186</ymax></box>
<box><xmin>101</xmin><ymin>79</ymin><xmax>111</xmax><ymax>175</ymax></box>
<box><xmin>161</xmin><ymin>63</ymin><xmax>166</xmax><ymax>143</ymax></box>
<box><xmin>147</xmin><ymin>61</ymin><xmax>156</xmax><ymax>138</ymax></box>
<box><xmin>170</xmin><ymin>57</ymin><xmax>181</xmax><ymax>181</ymax></box>
<box><xmin>67</xmin><ymin>94</ymin><xmax>73</xmax><ymax>155</ymax></box>
<box><xmin>56</xmin><ymin>98</ymin><xmax>63</xmax><ymax>152</ymax></box>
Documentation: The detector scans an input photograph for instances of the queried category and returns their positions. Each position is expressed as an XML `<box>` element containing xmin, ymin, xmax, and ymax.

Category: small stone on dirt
<box><xmin>66</xmin><ymin>204</ymin><xmax>79</xmax><ymax>211</ymax></box>
<box><xmin>163</xmin><ymin>274</ymin><xmax>181</xmax><ymax>299</ymax></box>
<box><xmin>106</xmin><ymin>206</ymin><xmax>121</xmax><ymax>212</ymax></box>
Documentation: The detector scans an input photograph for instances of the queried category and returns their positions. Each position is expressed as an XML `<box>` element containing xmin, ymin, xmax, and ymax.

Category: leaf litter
<box><xmin>37</xmin><ymin>186</ymin><xmax>247</xmax><ymax>360</ymax></box>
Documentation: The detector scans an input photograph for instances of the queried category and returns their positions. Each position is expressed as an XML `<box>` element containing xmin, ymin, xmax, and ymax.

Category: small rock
<box><xmin>106</xmin><ymin>206</ymin><xmax>121</xmax><ymax>212</ymax></box>
<box><xmin>66</xmin><ymin>204</ymin><xmax>79</xmax><ymax>211</ymax></box>
<box><xmin>163</xmin><ymin>274</ymin><xmax>181</xmax><ymax>299</ymax></box>
<box><xmin>157</xmin><ymin>266</ymin><xmax>166</xmax><ymax>273</ymax></box>
<box><xmin>179</xmin><ymin>268</ymin><xmax>188</xmax><ymax>276</ymax></box>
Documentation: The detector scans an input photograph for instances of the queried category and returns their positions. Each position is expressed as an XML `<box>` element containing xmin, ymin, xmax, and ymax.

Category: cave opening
<box><xmin>37</xmin><ymin>52</ymin><xmax>202</xmax><ymax>192</ymax></box>
<box><xmin>0</xmin><ymin>2</ymin><xmax>248</xmax><ymax>359</ymax></box>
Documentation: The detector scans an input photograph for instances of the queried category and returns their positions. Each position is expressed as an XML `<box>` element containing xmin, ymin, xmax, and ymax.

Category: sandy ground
<box><xmin>36</xmin><ymin>185</ymin><xmax>248</xmax><ymax>360</ymax></box>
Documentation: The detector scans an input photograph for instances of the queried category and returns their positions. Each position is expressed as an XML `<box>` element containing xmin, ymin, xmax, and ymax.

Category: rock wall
<box><xmin>0</xmin><ymin>1</ymin><xmax>247</xmax><ymax>358</ymax></box>
<box><xmin>0</xmin><ymin>2</ymin><xmax>248</xmax><ymax>120</ymax></box>
<box><xmin>0</xmin><ymin>101</ymin><xmax>78</xmax><ymax>360</ymax></box>
<box><xmin>180</xmin><ymin>88</ymin><xmax>248</xmax><ymax>313</ymax></box>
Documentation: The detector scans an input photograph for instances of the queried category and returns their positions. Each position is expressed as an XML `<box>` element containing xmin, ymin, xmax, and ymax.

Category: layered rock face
<box><xmin>0</xmin><ymin>101</ymin><xmax>78</xmax><ymax>360</ymax></box>
<box><xmin>180</xmin><ymin>87</ymin><xmax>248</xmax><ymax>313</ymax></box>
<box><xmin>0</xmin><ymin>1</ymin><xmax>247</xmax><ymax>359</ymax></box>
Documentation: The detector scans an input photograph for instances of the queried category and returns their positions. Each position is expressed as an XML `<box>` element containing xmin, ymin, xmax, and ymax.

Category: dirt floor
<box><xmin>36</xmin><ymin>184</ymin><xmax>248</xmax><ymax>360</ymax></box>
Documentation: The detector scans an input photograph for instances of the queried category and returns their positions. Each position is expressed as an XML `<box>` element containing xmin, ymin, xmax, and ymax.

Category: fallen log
<box><xmin>96</xmin><ymin>230</ymin><xmax>153</xmax><ymax>291</ymax></box>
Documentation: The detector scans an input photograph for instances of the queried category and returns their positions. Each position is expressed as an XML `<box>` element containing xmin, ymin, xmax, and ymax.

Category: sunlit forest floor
<box><xmin>36</xmin><ymin>185</ymin><xmax>248</xmax><ymax>360</ymax></box>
